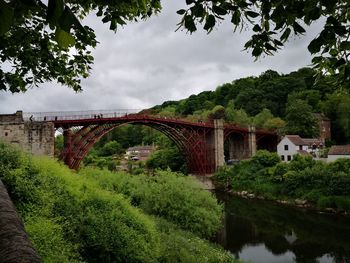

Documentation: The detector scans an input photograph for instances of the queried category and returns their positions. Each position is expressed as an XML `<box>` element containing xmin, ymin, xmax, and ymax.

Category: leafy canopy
<box><xmin>0</xmin><ymin>0</ymin><xmax>161</xmax><ymax>92</ymax></box>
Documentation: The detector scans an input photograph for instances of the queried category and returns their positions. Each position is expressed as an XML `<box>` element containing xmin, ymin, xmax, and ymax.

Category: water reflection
<box><xmin>216</xmin><ymin>193</ymin><xmax>350</xmax><ymax>263</ymax></box>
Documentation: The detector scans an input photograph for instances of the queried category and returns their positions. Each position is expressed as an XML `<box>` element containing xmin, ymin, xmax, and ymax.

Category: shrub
<box><xmin>334</xmin><ymin>196</ymin><xmax>350</xmax><ymax>211</ymax></box>
<box><xmin>251</xmin><ymin>150</ymin><xmax>280</xmax><ymax>168</ymax></box>
<box><xmin>327</xmin><ymin>172</ymin><xmax>350</xmax><ymax>196</ymax></box>
<box><xmin>213</xmin><ymin>166</ymin><xmax>233</xmax><ymax>188</ymax></box>
<box><xmin>25</xmin><ymin>216</ymin><xmax>82</xmax><ymax>263</ymax></box>
<box><xmin>289</xmin><ymin>155</ymin><xmax>316</xmax><ymax>172</ymax></box>
<box><xmin>328</xmin><ymin>158</ymin><xmax>350</xmax><ymax>174</ymax></box>
<box><xmin>269</xmin><ymin>162</ymin><xmax>289</xmax><ymax>182</ymax></box>
<box><xmin>79</xmin><ymin>168</ymin><xmax>224</xmax><ymax>238</ymax></box>
<box><xmin>302</xmin><ymin>190</ymin><xmax>324</xmax><ymax>203</ymax></box>
<box><xmin>0</xmin><ymin>142</ymin><xmax>42</xmax><ymax>212</ymax></box>
<box><xmin>33</xmin><ymin>158</ymin><xmax>161</xmax><ymax>263</ymax></box>
<box><xmin>317</xmin><ymin>196</ymin><xmax>335</xmax><ymax>209</ymax></box>
<box><xmin>155</xmin><ymin>217</ymin><xmax>241</xmax><ymax>263</ymax></box>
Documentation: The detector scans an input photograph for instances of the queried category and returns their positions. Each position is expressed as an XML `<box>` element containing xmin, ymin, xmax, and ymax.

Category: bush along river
<box><xmin>215</xmin><ymin>193</ymin><xmax>350</xmax><ymax>263</ymax></box>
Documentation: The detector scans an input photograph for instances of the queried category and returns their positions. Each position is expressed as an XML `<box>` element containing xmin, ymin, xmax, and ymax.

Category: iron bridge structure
<box><xmin>27</xmin><ymin>110</ymin><xmax>278</xmax><ymax>175</ymax></box>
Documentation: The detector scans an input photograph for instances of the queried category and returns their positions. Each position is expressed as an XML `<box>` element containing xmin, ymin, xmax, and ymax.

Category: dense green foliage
<box><xmin>0</xmin><ymin>142</ymin><xmax>237</xmax><ymax>262</ymax></box>
<box><xmin>79</xmin><ymin>168</ymin><xmax>222</xmax><ymax>238</ymax></box>
<box><xmin>82</xmin><ymin>67</ymin><xmax>350</xmax><ymax>173</ymax></box>
<box><xmin>214</xmin><ymin>150</ymin><xmax>350</xmax><ymax>211</ymax></box>
<box><xmin>146</xmin><ymin>134</ymin><xmax>187</xmax><ymax>173</ymax></box>
<box><xmin>70</xmin><ymin>67</ymin><xmax>350</xmax><ymax>176</ymax></box>
<box><xmin>155</xmin><ymin>217</ymin><xmax>237</xmax><ymax>263</ymax></box>
<box><xmin>151</xmin><ymin>67</ymin><xmax>350</xmax><ymax>143</ymax></box>
<box><xmin>284</xmin><ymin>98</ymin><xmax>319</xmax><ymax>137</ymax></box>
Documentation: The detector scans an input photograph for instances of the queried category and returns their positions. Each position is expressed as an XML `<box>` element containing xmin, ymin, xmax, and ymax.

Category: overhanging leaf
<box><xmin>308</xmin><ymin>38</ymin><xmax>322</xmax><ymax>54</ymax></box>
<box><xmin>204</xmin><ymin>15</ymin><xmax>215</xmax><ymax>31</ymax></box>
<box><xmin>280</xmin><ymin>28</ymin><xmax>291</xmax><ymax>42</ymax></box>
<box><xmin>184</xmin><ymin>15</ymin><xmax>196</xmax><ymax>33</ymax></box>
<box><xmin>339</xmin><ymin>41</ymin><xmax>350</xmax><ymax>51</ymax></box>
<box><xmin>177</xmin><ymin>9</ymin><xmax>186</xmax><ymax>15</ymax></box>
<box><xmin>213</xmin><ymin>5</ymin><xmax>227</xmax><ymax>16</ymax></box>
<box><xmin>245</xmin><ymin>11</ymin><xmax>259</xmax><ymax>18</ymax></box>
<box><xmin>231</xmin><ymin>10</ymin><xmax>241</xmax><ymax>25</ymax></box>
<box><xmin>55</xmin><ymin>28</ymin><xmax>75</xmax><ymax>49</ymax></box>
<box><xmin>293</xmin><ymin>22</ymin><xmax>306</xmax><ymax>34</ymax></box>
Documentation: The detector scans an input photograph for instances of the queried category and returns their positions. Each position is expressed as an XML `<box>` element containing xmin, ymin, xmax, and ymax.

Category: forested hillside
<box><xmin>84</xmin><ymin>67</ymin><xmax>350</xmax><ymax>172</ymax></box>
<box><xmin>150</xmin><ymin>67</ymin><xmax>349</xmax><ymax>143</ymax></box>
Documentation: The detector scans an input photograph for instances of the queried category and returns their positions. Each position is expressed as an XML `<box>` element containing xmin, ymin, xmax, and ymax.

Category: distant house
<box><xmin>125</xmin><ymin>145</ymin><xmax>156</xmax><ymax>161</ymax></box>
<box><xmin>327</xmin><ymin>145</ymin><xmax>350</xmax><ymax>162</ymax></box>
<box><xmin>302</xmin><ymin>138</ymin><xmax>324</xmax><ymax>155</ymax></box>
<box><xmin>277</xmin><ymin>135</ymin><xmax>309</xmax><ymax>162</ymax></box>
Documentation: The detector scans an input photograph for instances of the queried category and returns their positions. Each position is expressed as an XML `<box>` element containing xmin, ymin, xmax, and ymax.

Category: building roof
<box><xmin>285</xmin><ymin>135</ymin><xmax>307</xmax><ymax>146</ymax></box>
<box><xmin>127</xmin><ymin>145</ymin><xmax>156</xmax><ymax>152</ymax></box>
<box><xmin>302</xmin><ymin>138</ymin><xmax>324</xmax><ymax>147</ymax></box>
<box><xmin>328</xmin><ymin>145</ymin><xmax>350</xmax><ymax>155</ymax></box>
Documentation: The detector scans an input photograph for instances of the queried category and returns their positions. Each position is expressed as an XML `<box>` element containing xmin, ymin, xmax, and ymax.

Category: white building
<box><xmin>277</xmin><ymin>135</ymin><xmax>309</xmax><ymax>162</ymax></box>
<box><xmin>327</xmin><ymin>145</ymin><xmax>350</xmax><ymax>162</ymax></box>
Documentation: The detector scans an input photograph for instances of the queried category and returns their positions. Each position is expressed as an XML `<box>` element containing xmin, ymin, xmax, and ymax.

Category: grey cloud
<box><xmin>0</xmin><ymin>0</ymin><xmax>323</xmax><ymax>114</ymax></box>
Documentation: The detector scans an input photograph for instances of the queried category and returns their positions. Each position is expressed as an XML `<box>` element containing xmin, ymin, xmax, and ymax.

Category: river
<box><xmin>216</xmin><ymin>193</ymin><xmax>350</xmax><ymax>263</ymax></box>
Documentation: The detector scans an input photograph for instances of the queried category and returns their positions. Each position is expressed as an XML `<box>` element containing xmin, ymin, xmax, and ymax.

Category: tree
<box><xmin>322</xmin><ymin>91</ymin><xmax>350</xmax><ymax>143</ymax></box>
<box><xmin>284</xmin><ymin>98</ymin><xmax>319</xmax><ymax>137</ymax></box>
<box><xmin>99</xmin><ymin>140</ymin><xmax>122</xmax><ymax>156</ymax></box>
<box><xmin>253</xmin><ymin>108</ymin><xmax>274</xmax><ymax>128</ymax></box>
<box><xmin>264</xmin><ymin>117</ymin><xmax>286</xmax><ymax>132</ymax></box>
<box><xmin>1</xmin><ymin>1</ymin><xmax>348</xmax><ymax>93</ymax></box>
<box><xmin>177</xmin><ymin>0</ymin><xmax>350</xmax><ymax>84</ymax></box>
<box><xmin>0</xmin><ymin>0</ymin><xmax>161</xmax><ymax>92</ymax></box>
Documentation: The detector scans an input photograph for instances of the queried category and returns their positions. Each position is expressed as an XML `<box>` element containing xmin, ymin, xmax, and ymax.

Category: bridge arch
<box><xmin>48</xmin><ymin>112</ymin><xmax>278</xmax><ymax>174</ymax></box>
<box><xmin>224</xmin><ymin>125</ymin><xmax>278</xmax><ymax>160</ymax></box>
<box><xmin>59</xmin><ymin>118</ymin><xmax>215</xmax><ymax>174</ymax></box>
<box><xmin>224</xmin><ymin>131</ymin><xmax>248</xmax><ymax>160</ymax></box>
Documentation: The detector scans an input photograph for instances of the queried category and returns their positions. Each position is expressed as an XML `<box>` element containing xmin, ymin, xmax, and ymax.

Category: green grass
<box><xmin>0</xmin><ymin>141</ymin><xmax>241</xmax><ymax>263</ymax></box>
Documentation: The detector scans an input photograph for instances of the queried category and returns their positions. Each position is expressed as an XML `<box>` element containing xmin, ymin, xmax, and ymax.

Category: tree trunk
<box><xmin>0</xmin><ymin>179</ymin><xmax>41</xmax><ymax>263</ymax></box>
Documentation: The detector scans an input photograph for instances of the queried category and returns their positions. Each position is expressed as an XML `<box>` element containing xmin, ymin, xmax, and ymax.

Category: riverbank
<box><xmin>225</xmin><ymin>189</ymin><xmax>350</xmax><ymax>217</ymax></box>
<box><xmin>213</xmin><ymin>150</ymin><xmax>350</xmax><ymax>215</ymax></box>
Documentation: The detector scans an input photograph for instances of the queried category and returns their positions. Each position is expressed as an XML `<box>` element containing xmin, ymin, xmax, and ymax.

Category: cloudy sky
<box><xmin>0</xmin><ymin>1</ymin><xmax>324</xmax><ymax>114</ymax></box>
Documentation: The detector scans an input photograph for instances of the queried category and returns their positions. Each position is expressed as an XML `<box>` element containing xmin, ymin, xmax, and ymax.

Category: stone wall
<box><xmin>0</xmin><ymin>111</ymin><xmax>54</xmax><ymax>157</ymax></box>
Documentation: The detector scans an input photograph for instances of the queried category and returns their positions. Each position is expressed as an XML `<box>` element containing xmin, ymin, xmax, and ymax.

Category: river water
<box><xmin>216</xmin><ymin>193</ymin><xmax>350</xmax><ymax>263</ymax></box>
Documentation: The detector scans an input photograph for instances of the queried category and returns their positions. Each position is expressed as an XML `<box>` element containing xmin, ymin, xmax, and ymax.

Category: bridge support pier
<box><xmin>62</xmin><ymin>128</ymin><xmax>73</xmax><ymax>167</ymax></box>
<box><xmin>213</xmin><ymin>119</ymin><xmax>225</xmax><ymax>171</ymax></box>
<box><xmin>248</xmin><ymin>126</ymin><xmax>257</xmax><ymax>157</ymax></box>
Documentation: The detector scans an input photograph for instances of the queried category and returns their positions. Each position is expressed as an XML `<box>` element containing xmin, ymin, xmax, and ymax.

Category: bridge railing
<box><xmin>23</xmin><ymin>109</ymin><xmax>142</xmax><ymax>121</ymax></box>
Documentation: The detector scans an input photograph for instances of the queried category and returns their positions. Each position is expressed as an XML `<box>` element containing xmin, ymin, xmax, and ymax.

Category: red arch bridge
<box><xmin>27</xmin><ymin>110</ymin><xmax>278</xmax><ymax>175</ymax></box>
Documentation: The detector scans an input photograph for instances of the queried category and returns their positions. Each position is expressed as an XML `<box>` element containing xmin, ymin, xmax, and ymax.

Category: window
<box><xmin>281</xmin><ymin>155</ymin><xmax>285</xmax><ymax>161</ymax></box>
<box><xmin>299</xmin><ymin>145</ymin><xmax>302</xmax><ymax>150</ymax></box>
<box><xmin>5</xmin><ymin>132</ymin><xmax>8</xmax><ymax>136</ymax></box>
<box><xmin>287</xmin><ymin>155</ymin><xmax>292</xmax><ymax>161</ymax></box>
<box><xmin>284</xmin><ymin>145</ymin><xmax>288</xmax><ymax>151</ymax></box>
